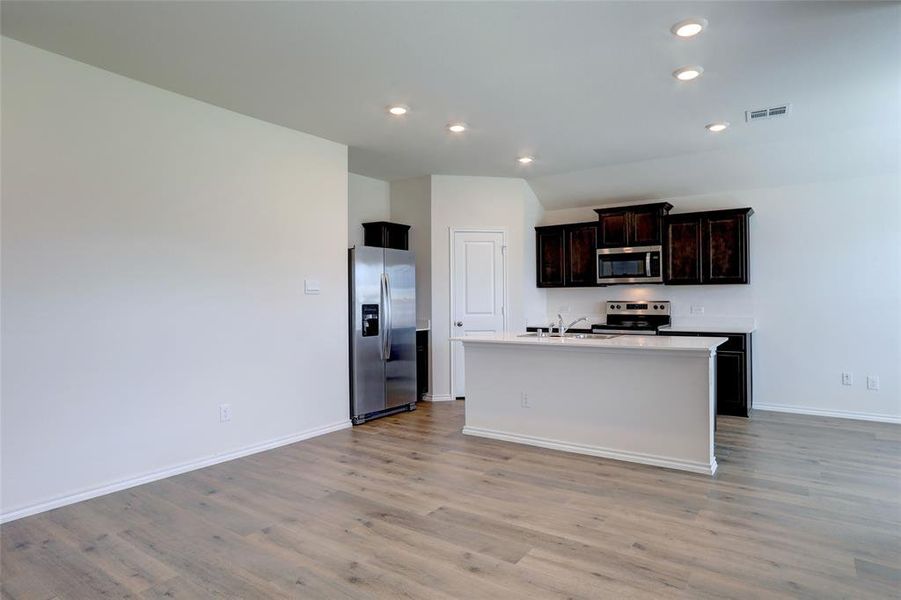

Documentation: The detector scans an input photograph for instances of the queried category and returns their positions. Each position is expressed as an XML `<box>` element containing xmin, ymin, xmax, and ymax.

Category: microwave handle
<box><xmin>645</xmin><ymin>252</ymin><xmax>652</xmax><ymax>276</ymax></box>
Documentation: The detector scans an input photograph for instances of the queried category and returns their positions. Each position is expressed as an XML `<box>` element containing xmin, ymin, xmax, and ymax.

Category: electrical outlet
<box><xmin>842</xmin><ymin>372</ymin><xmax>853</xmax><ymax>386</ymax></box>
<box><xmin>520</xmin><ymin>392</ymin><xmax>530</xmax><ymax>408</ymax></box>
<box><xmin>219</xmin><ymin>403</ymin><xmax>232</xmax><ymax>422</ymax></box>
<box><xmin>690</xmin><ymin>305</ymin><xmax>705</xmax><ymax>315</ymax></box>
<box><xmin>867</xmin><ymin>376</ymin><xmax>880</xmax><ymax>391</ymax></box>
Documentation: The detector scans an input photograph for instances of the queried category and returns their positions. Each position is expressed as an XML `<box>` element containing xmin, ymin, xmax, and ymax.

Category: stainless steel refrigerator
<box><xmin>349</xmin><ymin>246</ymin><xmax>417</xmax><ymax>424</ymax></box>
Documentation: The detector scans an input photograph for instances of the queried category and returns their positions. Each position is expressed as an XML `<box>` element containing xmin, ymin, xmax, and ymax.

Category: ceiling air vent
<box><xmin>745</xmin><ymin>104</ymin><xmax>791</xmax><ymax>122</ymax></box>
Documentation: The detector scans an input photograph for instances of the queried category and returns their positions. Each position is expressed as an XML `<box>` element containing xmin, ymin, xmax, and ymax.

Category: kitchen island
<box><xmin>453</xmin><ymin>333</ymin><xmax>727</xmax><ymax>475</ymax></box>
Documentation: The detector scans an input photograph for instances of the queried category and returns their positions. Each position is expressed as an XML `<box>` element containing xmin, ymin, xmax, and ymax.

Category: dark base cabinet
<box><xmin>416</xmin><ymin>330</ymin><xmax>429</xmax><ymax>400</ymax></box>
<box><xmin>658</xmin><ymin>331</ymin><xmax>753</xmax><ymax>417</ymax></box>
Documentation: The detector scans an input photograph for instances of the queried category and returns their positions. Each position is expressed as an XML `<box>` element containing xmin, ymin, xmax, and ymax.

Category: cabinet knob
<box><xmin>455</xmin><ymin>321</ymin><xmax>463</xmax><ymax>327</ymax></box>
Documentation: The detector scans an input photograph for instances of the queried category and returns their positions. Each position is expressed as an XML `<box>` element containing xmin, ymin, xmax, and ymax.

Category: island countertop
<box><xmin>458</xmin><ymin>332</ymin><xmax>722</xmax><ymax>475</ymax></box>
<box><xmin>452</xmin><ymin>332</ymin><xmax>727</xmax><ymax>353</ymax></box>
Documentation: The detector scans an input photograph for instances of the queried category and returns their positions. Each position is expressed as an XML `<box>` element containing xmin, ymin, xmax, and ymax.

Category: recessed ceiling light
<box><xmin>387</xmin><ymin>105</ymin><xmax>408</xmax><ymax>116</ymax></box>
<box><xmin>517</xmin><ymin>156</ymin><xmax>534</xmax><ymax>165</ymax></box>
<box><xmin>447</xmin><ymin>123</ymin><xmax>467</xmax><ymax>133</ymax></box>
<box><xmin>671</xmin><ymin>18</ymin><xmax>707</xmax><ymax>38</ymax></box>
<box><xmin>673</xmin><ymin>66</ymin><xmax>704</xmax><ymax>81</ymax></box>
<box><xmin>706</xmin><ymin>122</ymin><xmax>729</xmax><ymax>133</ymax></box>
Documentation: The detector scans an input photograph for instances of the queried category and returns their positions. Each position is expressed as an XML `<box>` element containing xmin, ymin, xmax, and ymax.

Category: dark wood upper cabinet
<box><xmin>597</xmin><ymin>211</ymin><xmax>629</xmax><ymax>248</ymax></box>
<box><xmin>664</xmin><ymin>208</ymin><xmax>753</xmax><ymax>285</ymax></box>
<box><xmin>664</xmin><ymin>214</ymin><xmax>703</xmax><ymax>285</ymax></box>
<box><xmin>565</xmin><ymin>222</ymin><xmax>598</xmax><ymax>286</ymax></box>
<box><xmin>630</xmin><ymin>208</ymin><xmax>666</xmax><ymax>246</ymax></box>
<box><xmin>362</xmin><ymin>221</ymin><xmax>410</xmax><ymax>250</ymax></box>
<box><xmin>536</xmin><ymin>226</ymin><xmax>566</xmax><ymax>287</ymax></box>
<box><xmin>536</xmin><ymin>204</ymin><xmax>752</xmax><ymax>288</ymax></box>
<box><xmin>594</xmin><ymin>203</ymin><xmax>672</xmax><ymax>248</ymax></box>
<box><xmin>705</xmin><ymin>212</ymin><xmax>749</xmax><ymax>284</ymax></box>
<box><xmin>536</xmin><ymin>222</ymin><xmax>598</xmax><ymax>287</ymax></box>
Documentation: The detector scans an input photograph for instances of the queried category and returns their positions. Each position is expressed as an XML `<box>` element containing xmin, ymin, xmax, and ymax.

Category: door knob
<box><xmin>455</xmin><ymin>321</ymin><xmax>463</xmax><ymax>327</ymax></box>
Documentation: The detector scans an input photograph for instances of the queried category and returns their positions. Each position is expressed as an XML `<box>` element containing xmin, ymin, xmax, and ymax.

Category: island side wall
<box><xmin>462</xmin><ymin>344</ymin><xmax>717</xmax><ymax>475</ymax></box>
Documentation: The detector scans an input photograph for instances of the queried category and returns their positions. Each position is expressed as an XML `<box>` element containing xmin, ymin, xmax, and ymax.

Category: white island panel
<box><xmin>458</xmin><ymin>335</ymin><xmax>723</xmax><ymax>475</ymax></box>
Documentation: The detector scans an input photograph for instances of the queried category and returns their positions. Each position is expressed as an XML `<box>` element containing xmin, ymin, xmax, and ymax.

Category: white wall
<box><xmin>389</xmin><ymin>177</ymin><xmax>432</xmax><ymax>326</ymax></box>
<box><xmin>538</xmin><ymin>175</ymin><xmax>901</xmax><ymax>422</ymax></box>
<box><xmin>1</xmin><ymin>38</ymin><xmax>350</xmax><ymax>520</ymax></box>
<box><xmin>429</xmin><ymin>176</ymin><xmax>545</xmax><ymax>400</ymax></box>
<box><xmin>348</xmin><ymin>173</ymin><xmax>390</xmax><ymax>248</ymax></box>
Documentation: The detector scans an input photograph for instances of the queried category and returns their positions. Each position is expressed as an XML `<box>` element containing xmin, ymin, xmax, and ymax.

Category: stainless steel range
<box><xmin>591</xmin><ymin>301</ymin><xmax>670</xmax><ymax>335</ymax></box>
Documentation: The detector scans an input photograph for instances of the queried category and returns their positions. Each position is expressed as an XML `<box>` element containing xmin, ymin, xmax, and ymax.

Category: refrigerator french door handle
<box><xmin>384</xmin><ymin>272</ymin><xmax>393</xmax><ymax>360</ymax></box>
<box><xmin>379</xmin><ymin>273</ymin><xmax>388</xmax><ymax>361</ymax></box>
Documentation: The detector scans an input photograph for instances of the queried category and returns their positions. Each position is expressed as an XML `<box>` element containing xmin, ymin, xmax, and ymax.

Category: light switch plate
<box><xmin>304</xmin><ymin>279</ymin><xmax>321</xmax><ymax>295</ymax></box>
<box><xmin>867</xmin><ymin>376</ymin><xmax>880</xmax><ymax>391</ymax></box>
<box><xmin>690</xmin><ymin>305</ymin><xmax>705</xmax><ymax>315</ymax></box>
<box><xmin>841</xmin><ymin>372</ymin><xmax>853</xmax><ymax>386</ymax></box>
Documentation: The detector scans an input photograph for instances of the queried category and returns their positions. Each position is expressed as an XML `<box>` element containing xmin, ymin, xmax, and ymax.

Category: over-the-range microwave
<box><xmin>597</xmin><ymin>245</ymin><xmax>663</xmax><ymax>285</ymax></box>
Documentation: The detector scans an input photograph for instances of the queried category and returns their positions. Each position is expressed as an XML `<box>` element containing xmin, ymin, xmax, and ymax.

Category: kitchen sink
<box><xmin>517</xmin><ymin>332</ymin><xmax>619</xmax><ymax>340</ymax></box>
<box><xmin>566</xmin><ymin>333</ymin><xmax>619</xmax><ymax>339</ymax></box>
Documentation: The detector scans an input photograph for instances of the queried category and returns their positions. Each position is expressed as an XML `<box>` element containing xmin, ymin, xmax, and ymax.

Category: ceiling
<box><xmin>2</xmin><ymin>1</ymin><xmax>899</xmax><ymax>207</ymax></box>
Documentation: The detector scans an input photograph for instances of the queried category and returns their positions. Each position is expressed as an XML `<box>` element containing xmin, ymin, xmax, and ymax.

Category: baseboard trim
<box><xmin>422</xmin><ymin>393</ymin><xmax>455</xmax><ymax>402</ymax></box>
<box><xmin>754</xmin><ymin>404</ymin><xmax>901</xmax><ymax>424</ymax></box>
<box><xmin>462</xmin><ymin>426</ymin><xmax>717</xmax><ymax>476</ymax></box>
<box><xmin>0</xmin><ymin>419</ymin><xmax>352</xmax><ymax>524</ymax></box>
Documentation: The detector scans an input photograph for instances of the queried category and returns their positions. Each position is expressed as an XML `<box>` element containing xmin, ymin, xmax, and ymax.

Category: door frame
<box><xmin>448</xmin><ymin>227</ymin><xmax>508</xmax><ymax>399</ymax></box>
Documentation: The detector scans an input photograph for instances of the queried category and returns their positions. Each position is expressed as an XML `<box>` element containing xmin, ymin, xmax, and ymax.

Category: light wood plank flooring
<box><xmin>2</xmin><ymin>402</ymin><xmax>899</xmax><ymax>599</ymax></box>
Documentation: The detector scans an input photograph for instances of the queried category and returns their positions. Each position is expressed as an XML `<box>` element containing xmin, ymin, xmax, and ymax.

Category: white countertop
<box><xmin>452</xmin><ymin>332</ymin><xmax>727</xmax><ymax>353</ymax></box>
<box><xmin>659</xmin><ymin>319</ymin><xmax>756</xmax><ymax>334</ymax></box>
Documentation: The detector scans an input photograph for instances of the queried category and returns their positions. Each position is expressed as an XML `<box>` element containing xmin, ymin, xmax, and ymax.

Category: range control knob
<box><xmin>653</xmin><ymin>304</ymin><xmax>659</xmax><ymax>310</ymax></box>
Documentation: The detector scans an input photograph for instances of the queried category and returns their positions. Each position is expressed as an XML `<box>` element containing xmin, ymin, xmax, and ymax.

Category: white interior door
<box><xmin>451</xmin><ymin>230</ymin><xmax>506</xmax><ymax>398</ymax></box>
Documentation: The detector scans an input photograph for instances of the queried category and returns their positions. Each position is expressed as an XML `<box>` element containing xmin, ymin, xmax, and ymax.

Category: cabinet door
<box><xmin>416</xmin><ymin>330</ymin><xmax>428</xmax><ymax>400</ymax></box>
<box><xmin>598</xmin><ymin>212</ymin><xmax>629</xmax><ymax>248</ymax></box>
<box><xmin>716</xmin><ymin>351</ymin><xmax>747</xmax><ymax>416</ymax></box>
<box><xmin>536</xmin><ymin>227</ymin><xmax>565</xmax><ymax>287</ymax></box>
<box><xmin>384</xmin><ymin>225</ymin><xmax>409</xmax><ymax>250</ymax></box>
<box><xmin>363</xmin><ymin>224</ymin><xmax>386</xmax><ymax>248</ymax></box>
<box><xmin>629</xmin><ymin>209</ymin><xmax>663</xmax><ymax>246</ymax></box>
<box><xmin>704</xmin><ymin>213</ymin><xmax>748</xmax><ymax>284</ymax></box>
<box><xmin>565</xmin><ymin>224</ymin><xmax>598</xmax><ymax>286</ymax></box>
<box><xmin>665</xmin><ymin>215</ymin><xmax>703</xmax><ymax>284</ymax></box>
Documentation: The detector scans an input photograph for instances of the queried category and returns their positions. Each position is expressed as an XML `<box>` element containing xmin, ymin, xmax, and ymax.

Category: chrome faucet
<box><xmin>552</xmin><ymin>314</ymin><xmax>589</xmax><ymax>336</ymax></box>
<box><xmin>551</xmin><ymin>314</ymin><xmax>565</xmax><ymax>336</ymax></box>
<box><xmin>563</xmin><ymin>316</ymin><xmax>589</xmax><ymax>335</ymax></box>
